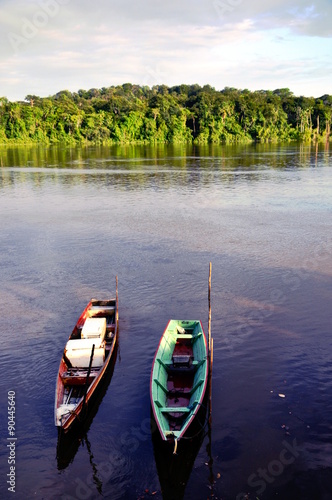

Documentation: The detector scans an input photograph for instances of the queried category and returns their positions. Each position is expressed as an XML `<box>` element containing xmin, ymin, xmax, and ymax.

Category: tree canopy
<box><xmin>0</xmin><ymin>85</ymin><xmax>331</xmax><ymax>145</ymax></box>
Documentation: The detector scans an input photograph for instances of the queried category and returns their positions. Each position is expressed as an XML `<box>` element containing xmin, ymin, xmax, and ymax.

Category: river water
<box><xmin>0</xmin><ymin>143</ymin><xmax>331</xmax><ymax>500</ymax></box>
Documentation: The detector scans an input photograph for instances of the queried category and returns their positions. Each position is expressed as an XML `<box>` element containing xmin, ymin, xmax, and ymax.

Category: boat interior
<box><xmin>152</xmin><ymin>322</ymin><xmax>207</xmax><ymax>435</ymax></box>
<box><xmin>56</xmin><ymin>300</ymin><xmax>117</xmax><ymax>425</ymax></box>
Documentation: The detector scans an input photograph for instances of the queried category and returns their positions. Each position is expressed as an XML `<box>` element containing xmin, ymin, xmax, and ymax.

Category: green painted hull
<box><xmin>150</xmin><ymin>320</ymin><xmax>209</xmax><ymax>441</ymax></box>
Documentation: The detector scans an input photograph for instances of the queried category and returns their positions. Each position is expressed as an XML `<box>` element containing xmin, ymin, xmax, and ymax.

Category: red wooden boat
<box><xmin>55</xmin><ymin>296</ymin><xmax>118</xmax><ymax>432</ymax></box>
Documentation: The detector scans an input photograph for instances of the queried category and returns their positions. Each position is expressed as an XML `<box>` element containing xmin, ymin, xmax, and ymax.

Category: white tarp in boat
<box><xmin>81</xmin><ymin>317</ymin><xmax>106</xmax><ymax>340</ymax></box>
<box><xmin>65</xmin><ymin>338</ymin><xmax>105</xmax><ymax>367</ymax></box>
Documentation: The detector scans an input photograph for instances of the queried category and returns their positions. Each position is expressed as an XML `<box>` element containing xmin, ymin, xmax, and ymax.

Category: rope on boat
<box><xmin>179</xmin><ymin>402</ymin><xmax>210</xmax><ymax>441</ymax></box>
<box><xmin>173</xmin><ymin>438</ymin><xmax>178</xmax><ymax>455</ymax></box>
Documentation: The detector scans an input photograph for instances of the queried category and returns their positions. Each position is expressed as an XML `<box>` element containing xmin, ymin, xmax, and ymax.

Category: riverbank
<box><xmin>1</xmin><ymin>85</ymin><xmax>331</xmax><ymax>147</ymax></box>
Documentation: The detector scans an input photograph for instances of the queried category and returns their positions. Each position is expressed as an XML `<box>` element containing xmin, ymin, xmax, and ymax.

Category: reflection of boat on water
<box><xmin>56</xmin><ymin>343</ymin><xmax>118</xmax><ymax>471</ymax></box>
<box><xmin>152</xmin><ymin>267</ymin><xmax>214</xmax><ymax>499</ymax></box>
<box><xmin>150</xmin><ymin>320</ymin><xmax>208</xmax><ymax>444</ymax></box>
<box><xmin>55</xmin><ymin>295</ymin><xmax>118</xmax><ymax>432</ymax></box>
<box><xmin>151</xmin><ymin>399</ymin><xmax>208</xmax><ymax>500</ymax></box>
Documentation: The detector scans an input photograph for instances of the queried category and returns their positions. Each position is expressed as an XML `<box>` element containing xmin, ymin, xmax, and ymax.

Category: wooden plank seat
<box><xmin>157</xmin><ymin>357</ymin><xmax>205</xmax><ymax>373</ymax></box>
<box><xmin>88</xmin><ymin>305</ymin><xmax>115</xmax><ymax>317</ymax></box>
<box><xmin>61</xmin><ymin>368</ymin><xmax>100</xmax><ymax>385</ymax></box>
<box><xmin>160</xmin><ymin>407</ymin><xmax>191</xmax><ymax>414</ymax></box>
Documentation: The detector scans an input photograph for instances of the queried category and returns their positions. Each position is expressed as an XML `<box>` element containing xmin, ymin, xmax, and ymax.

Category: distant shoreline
<box><xmin>0</xmin><ymin>137</ymin><xmax>331</xmax><ymax>148</ymax></box>
<box><xmin>0</xmin><ymin>84</ymin><xmax>331</xmax><ymax>146</ymax></box>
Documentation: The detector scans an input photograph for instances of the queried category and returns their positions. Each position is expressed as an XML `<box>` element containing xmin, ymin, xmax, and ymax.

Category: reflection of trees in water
<box><xmin>0</xmin><ymin>143</ymin><xmax>329</xmax><ymax>191</ymax></box>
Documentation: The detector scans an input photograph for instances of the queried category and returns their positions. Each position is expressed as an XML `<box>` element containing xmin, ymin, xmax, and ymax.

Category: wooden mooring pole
<box><xmin>116</xmin><ymin>275</ymin><xmax>119</xmax><ymax>333</ymax></box>
<box><xmin>208</xmin><ymin>262</ymin><xmax>213</xmax><ymax>421</ymax></box>
<box><xmin>208</xmin><ymin>262</ymin><xmax>212</xmax><ymax>355</ymax></box>
<box><xmin>206</xmin><ymin>262</ymin><xmax>214</xmax><ymax>491</ymax></box>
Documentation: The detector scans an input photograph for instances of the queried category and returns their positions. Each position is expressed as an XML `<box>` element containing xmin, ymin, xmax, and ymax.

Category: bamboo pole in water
<box><xmin>208</xmin><ymin>262</ymin><xmax>212</xmax><ymax>358</ymax></box>
<box><xmin>207</xmin><ymin>263</ymin><xmax>214</xmax><ymax>491</ymax></box>
<box><xmin>208</xmin><ymin>262</ymin><xmax>213</xmax><ymax>421</ymax></box>
<box><xmin>116</xmin><ymin>275</ymin><xmax>119</xmax><ymax>332</ymax></box>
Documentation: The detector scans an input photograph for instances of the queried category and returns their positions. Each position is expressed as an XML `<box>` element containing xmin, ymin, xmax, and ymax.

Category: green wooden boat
<box><xmin>150</xmin><ymin>320</ymin><xmax>209</xmax><ymax>443</ymax></box>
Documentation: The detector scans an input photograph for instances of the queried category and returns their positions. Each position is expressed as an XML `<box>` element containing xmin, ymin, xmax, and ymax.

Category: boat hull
<box><xmin>55</xmin><ymin>298</ymin><xmax>118</xmax><ymax>432</ymax></box>
<box><xmin>150</xmin><ymin>320</ymin><xmax>208</xmax><ymax>442</ymax></box>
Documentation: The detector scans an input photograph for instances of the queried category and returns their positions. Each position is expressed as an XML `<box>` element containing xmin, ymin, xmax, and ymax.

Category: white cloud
<box><xmin>0</xmin><ymin>0</ymin><xmax>331</xmax><ymax>100</ymax></box>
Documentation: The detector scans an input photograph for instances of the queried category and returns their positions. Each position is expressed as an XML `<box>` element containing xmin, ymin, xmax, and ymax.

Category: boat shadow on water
<box><xmin>151</xmin><ymin>397</ymin><xmax>209</xmax><ymax>500</ymax></box>
<box><xmin>56</xmin><ymin>342</ymin><xmax>118</xmax><ymax>471</ymax></box>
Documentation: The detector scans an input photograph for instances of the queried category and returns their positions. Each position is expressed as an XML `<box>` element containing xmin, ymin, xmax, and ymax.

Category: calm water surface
<box><xmin>0</xmin><ymin>143</ymin><xmax>332</xmax><ymax>500</ymax></box>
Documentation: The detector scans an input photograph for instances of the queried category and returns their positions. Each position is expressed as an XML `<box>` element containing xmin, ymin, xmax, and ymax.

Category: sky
<box><xmin>0</xmin><ymin>0</ymin><xmax>331</xmax><ymax>101</ymax></box>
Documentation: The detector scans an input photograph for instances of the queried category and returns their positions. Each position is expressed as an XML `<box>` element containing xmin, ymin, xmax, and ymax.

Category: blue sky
<box><xmin>0</xmin><ymin>0</ymin><xmax>331</xmax><ymax>101</ymax></box>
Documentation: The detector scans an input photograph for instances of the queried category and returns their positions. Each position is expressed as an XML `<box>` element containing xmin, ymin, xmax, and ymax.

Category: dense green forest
<box><xmin>0</xmin><ymin>84</ymin><xmax>331</xmax><ymax>145</ymax></box>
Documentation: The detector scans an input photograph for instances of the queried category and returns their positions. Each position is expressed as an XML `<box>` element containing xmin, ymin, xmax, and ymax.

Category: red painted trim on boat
<box><xmin>55</xmin><ymin>298</ymin><xmax>118</xmax><ymax>432</ymax></box>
